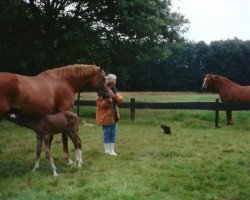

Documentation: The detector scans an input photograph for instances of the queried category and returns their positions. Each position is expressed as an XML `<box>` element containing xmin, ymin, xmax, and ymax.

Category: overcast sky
<box><xmin>173</xmin><ymin>0</ymin><xmax>250</xmax><ymax>43</ymax></box>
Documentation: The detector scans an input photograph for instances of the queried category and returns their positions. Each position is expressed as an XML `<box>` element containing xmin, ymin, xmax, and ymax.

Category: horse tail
<box><xmin>0</xmin><ymin>73</ymin><xmax>20</xmax><ymax>118</ymax></box>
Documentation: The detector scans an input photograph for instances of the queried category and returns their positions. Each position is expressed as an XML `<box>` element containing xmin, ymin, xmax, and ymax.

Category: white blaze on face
<box><xmin>202</xmin><ymin>78</ymin><xmax>208</xmax><ymax>88</ymax></box>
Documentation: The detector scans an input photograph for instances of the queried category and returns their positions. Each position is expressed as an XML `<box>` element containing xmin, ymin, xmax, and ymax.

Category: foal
<box><xmin>7</xmin><ymin>111</ymin><xmax>82</xmax><ymax>176</ymax></box>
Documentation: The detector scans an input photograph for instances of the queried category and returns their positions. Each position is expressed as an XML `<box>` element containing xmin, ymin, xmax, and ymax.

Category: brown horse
<box><xmin>202</xmin><ymin>73</ymin><xmax>250</xmax><ymax>125</ymax></box>
<box><xmin>7</xmin><ymin>110</ymin><xmax>81</xmax><ymax>176</ymax></box>
<box><xmin>0</xmin><ymin>64</ymin><xmax>106</xmax><ymax>164</ymax></box>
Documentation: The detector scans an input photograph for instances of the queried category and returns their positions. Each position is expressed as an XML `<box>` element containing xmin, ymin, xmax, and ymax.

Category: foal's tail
<box><xmin>5</xmin><ymin>108</ymin><xmax>21</xmax><ymax>125</ymax></box>
<box><xmin>4</xmin><ymin>108</ymin><xmax>42</xmax><ymax>127</ymax></box>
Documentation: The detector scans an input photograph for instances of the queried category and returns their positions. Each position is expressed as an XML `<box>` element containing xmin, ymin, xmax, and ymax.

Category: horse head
<box><xmin>89</xmin><ymin>64</ymin><xmax>107</xmax><ymax>93</ymax></box>
<box><xmin>202</xmin><ymin>73</ymin><xmax>214</xmax><ymax>89</ymax></box>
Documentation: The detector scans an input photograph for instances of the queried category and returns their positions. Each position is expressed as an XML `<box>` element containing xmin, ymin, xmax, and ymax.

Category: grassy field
<box><xmin>0</xmin><ymin>92</ymin><xmax>249</xmax><ymax>200</ymax></box>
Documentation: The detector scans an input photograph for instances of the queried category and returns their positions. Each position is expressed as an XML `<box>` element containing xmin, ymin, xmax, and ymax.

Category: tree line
<box><xmin>130</xmin><ymin>39</ymin><xmax>250</xmax><ymax>91</ymax></box>
<box><xmin>1</xmin><ymin>1</ymin><xmax>250</xmax><ymax>91</ymax></box>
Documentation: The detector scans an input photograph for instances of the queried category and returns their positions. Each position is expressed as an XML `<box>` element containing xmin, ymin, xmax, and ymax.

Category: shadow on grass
<box><xmin>0</xmin><ymin>159</ymin><xmax>32</xmax><ymax>178</ymax></box>
<box><xmin>0</xmin><ymin>156</ymin><xmax>79</xmax><ymax>178</ymax></box>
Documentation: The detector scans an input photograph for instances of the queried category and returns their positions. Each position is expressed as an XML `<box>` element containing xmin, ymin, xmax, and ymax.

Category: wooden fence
<box><xmin>74</xmin><ymin>98</ymin><xmax>250</xmax><ymax>127</ymax></box>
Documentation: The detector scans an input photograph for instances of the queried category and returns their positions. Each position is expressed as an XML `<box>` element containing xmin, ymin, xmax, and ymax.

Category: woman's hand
<box><xmin>109</xmin><ymin>93</ymin><xmax>115</xmax><ymax>98</ymax></box>
<box><xmin>107</xmin><ymin>98</ymin><xmax>112</xmax><ymax>103</ymax></box>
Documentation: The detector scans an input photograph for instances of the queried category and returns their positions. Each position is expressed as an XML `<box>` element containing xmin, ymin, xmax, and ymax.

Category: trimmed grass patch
<box><xmin>0</xmin><ymin>92</ymin><xmax>249</xmax><ymax>200</ymax></box>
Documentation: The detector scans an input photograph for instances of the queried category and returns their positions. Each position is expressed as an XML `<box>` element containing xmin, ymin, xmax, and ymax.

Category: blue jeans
<box><xmin>102</xmin><ymin>123</ymin><xmax>117</xmax><ymax>144</ymax></box>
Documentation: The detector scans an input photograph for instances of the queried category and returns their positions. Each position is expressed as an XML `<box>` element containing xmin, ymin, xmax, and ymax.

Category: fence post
<box><xmin>77</xmin><ymin>93</ymin><xmax>80</xmax><ymax>116</ymax></box>
<box><xmin>215</xmin><ymin>98</ymin><xmax>219</xmax><ymax>128</ymax></box>
<box><xmin>130</xmin><ymin>98</ymin><xmax>135</xmax><ymax>120</ymax></box>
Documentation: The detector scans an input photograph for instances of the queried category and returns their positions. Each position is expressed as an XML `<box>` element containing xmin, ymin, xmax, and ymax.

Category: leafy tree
<box><xmin>130</xmin><ymin>39</ymin><xmax>250</xmax><ymax>91</ymax></box>
<box><xmin>0</xmin><ymin>0</ymin><xmax>189</xmax><ymax>87</ymax></box>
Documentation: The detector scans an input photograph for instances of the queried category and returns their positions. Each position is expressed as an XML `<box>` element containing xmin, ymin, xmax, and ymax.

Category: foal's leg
<box><xmin>44</xmin><ymin>135</ymin><xmax>58</xmax><ymax>176</ymax></box>
<box><xmin>75</xmin><ymin>134</ymin><xmax>82</xmax><ymax>166</ymax></box>
<box><xmin>32</xmin><ymin>133</ymin><xmax>43</xmax><ymax>172</ymax></box>
<box><xmin>62</xmin><ymin>132</ymin><xmax>73</xmax><ymax>165</ymax></box>
<box><xmin>226</xmin><ymin>110</ymin><xmax>233</xmax><ymax>125</ymax></box>
<box><xmin>49</xmin><ymin>135</ymin><xmax>54</xmax><ymax>150</ymax></box>
<box><xmin>67</xmin><ymin>130</ymin><xmax>82</xmax><ymax>167</ymax></box>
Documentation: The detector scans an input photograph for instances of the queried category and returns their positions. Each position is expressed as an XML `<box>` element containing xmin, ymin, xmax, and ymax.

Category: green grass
<box><xmin>0</xmin><ymin>92</ymin><xmax>249</xmax><ymax>200</ymax></box>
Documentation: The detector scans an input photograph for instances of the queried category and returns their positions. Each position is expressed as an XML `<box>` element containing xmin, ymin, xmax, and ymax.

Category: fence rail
<box><xmin>74</xmin><ymin>98</ymin><xmax>250</xmax><ymax>127</ymax></box>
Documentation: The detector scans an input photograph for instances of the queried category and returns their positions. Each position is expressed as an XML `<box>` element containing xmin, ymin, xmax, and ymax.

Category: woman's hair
<box><xmin>106</xmin><ymin>74</ymin><xmax>117</xmax><ymax>84</ymax></box>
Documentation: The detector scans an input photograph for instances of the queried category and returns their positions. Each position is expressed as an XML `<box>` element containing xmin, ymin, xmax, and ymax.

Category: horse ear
<box><xmin>205</xmin><ymin>72</ymin><xmax>211</xmax><ymax>77</ymax></box>
<box><xmin>100</xmin><ymin>64</ymin><xmax>105</xmax><ymax>71</ymax></box>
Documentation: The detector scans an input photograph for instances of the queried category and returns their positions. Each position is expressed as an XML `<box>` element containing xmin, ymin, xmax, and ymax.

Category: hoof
<box><xmin>53</xmin><ymin>173</ymin><xmax>59</xmax><ymax>176</ymax></box>
<box><xmin>66</xmin><ymin>159</ymin><xmax>74</xmax><ymax>165</ymax></box>
<box><xmin>32</xmin><ymin>166</ymin><xmax>39</xmax><ymax>172</ymax></box>
<box><xmin>75</xmin><ymin>160</ymin><xmax>83</xmax><ymax>167</ymax></box>
<box><xmin>77</xmin><ymin>163</ymin><xmax>82</xmax><ymax>167</ymax></box>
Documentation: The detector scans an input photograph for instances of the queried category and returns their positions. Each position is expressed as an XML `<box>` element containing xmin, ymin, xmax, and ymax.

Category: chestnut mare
<box><xmin>0</xmin><ymin>64</ymin><xmax>106</xmax><ymax>164</ymax></box>
<box><xmin>202</xmin><ymin>73</ymin><xmax>250</xmax><ymax>125</ymax></box>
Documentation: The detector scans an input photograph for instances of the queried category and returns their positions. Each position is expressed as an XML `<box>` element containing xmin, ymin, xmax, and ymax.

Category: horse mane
<box><xmin>213</xmin><ymin>74</ymin><xmax>238</xmax><ymax>85</ymax></box>
<box><xmin>40</xmin><ymin>64</ymin><xmax>97</xmax><ymax>79</ymax></box>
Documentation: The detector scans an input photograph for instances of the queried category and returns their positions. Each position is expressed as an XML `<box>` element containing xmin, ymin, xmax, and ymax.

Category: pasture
<box><xmin>0</xmin><ymin>92</ymin><xmax>249</xmax><ymax>200</ymax></box>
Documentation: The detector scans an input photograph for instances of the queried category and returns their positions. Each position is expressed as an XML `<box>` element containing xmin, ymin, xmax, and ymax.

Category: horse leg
<box><xmin>226</xmin><ymin>110</ymin><xmax>233</xmax><ymax>125</ymax></box>
<box><xmin>49</xmin><ymin>135</ymin><xmax>54</xmax><ymax>150</ymax></box>
<box><xmin>44</xmin><ymin>134</ymin><xmax>58</xmax><ymax>176</ymax></box>
<box><xmin>32</xmin><ymin>133</ymin><xmax>44</xmax><ymax>172</ymax></box>
<box><xmin>67</xmin><ymin>130</ymin><xmax>82</xmax><ymax>167</ymax></box>
<box><xmin>75</xmin><ymin>134</ymin><xmax>83</xmax><ymax>166</ymax></box>
<box><xmin>62</xmin><ymin>132</ymin><xmax>73</xmax><ymax>165</ymax></box>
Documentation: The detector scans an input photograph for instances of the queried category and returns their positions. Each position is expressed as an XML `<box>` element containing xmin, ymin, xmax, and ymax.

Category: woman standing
<box><xmin>96</xmin><ymin>74</ymin><xmax>123</xmax><ymax>156</ymax></box>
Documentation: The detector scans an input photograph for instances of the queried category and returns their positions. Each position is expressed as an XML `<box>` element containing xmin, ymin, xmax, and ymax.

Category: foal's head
<box><xmin>202</xmin><ymin>73</ymin><xmax>214</xmax><ymax>89</ymax></box>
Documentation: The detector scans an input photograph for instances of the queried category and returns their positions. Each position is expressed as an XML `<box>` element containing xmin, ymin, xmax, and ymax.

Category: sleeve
<box><xmin>112</xmin><ymin>93</ymin><xmax>123</xmax><ymax>105</ymax></box>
